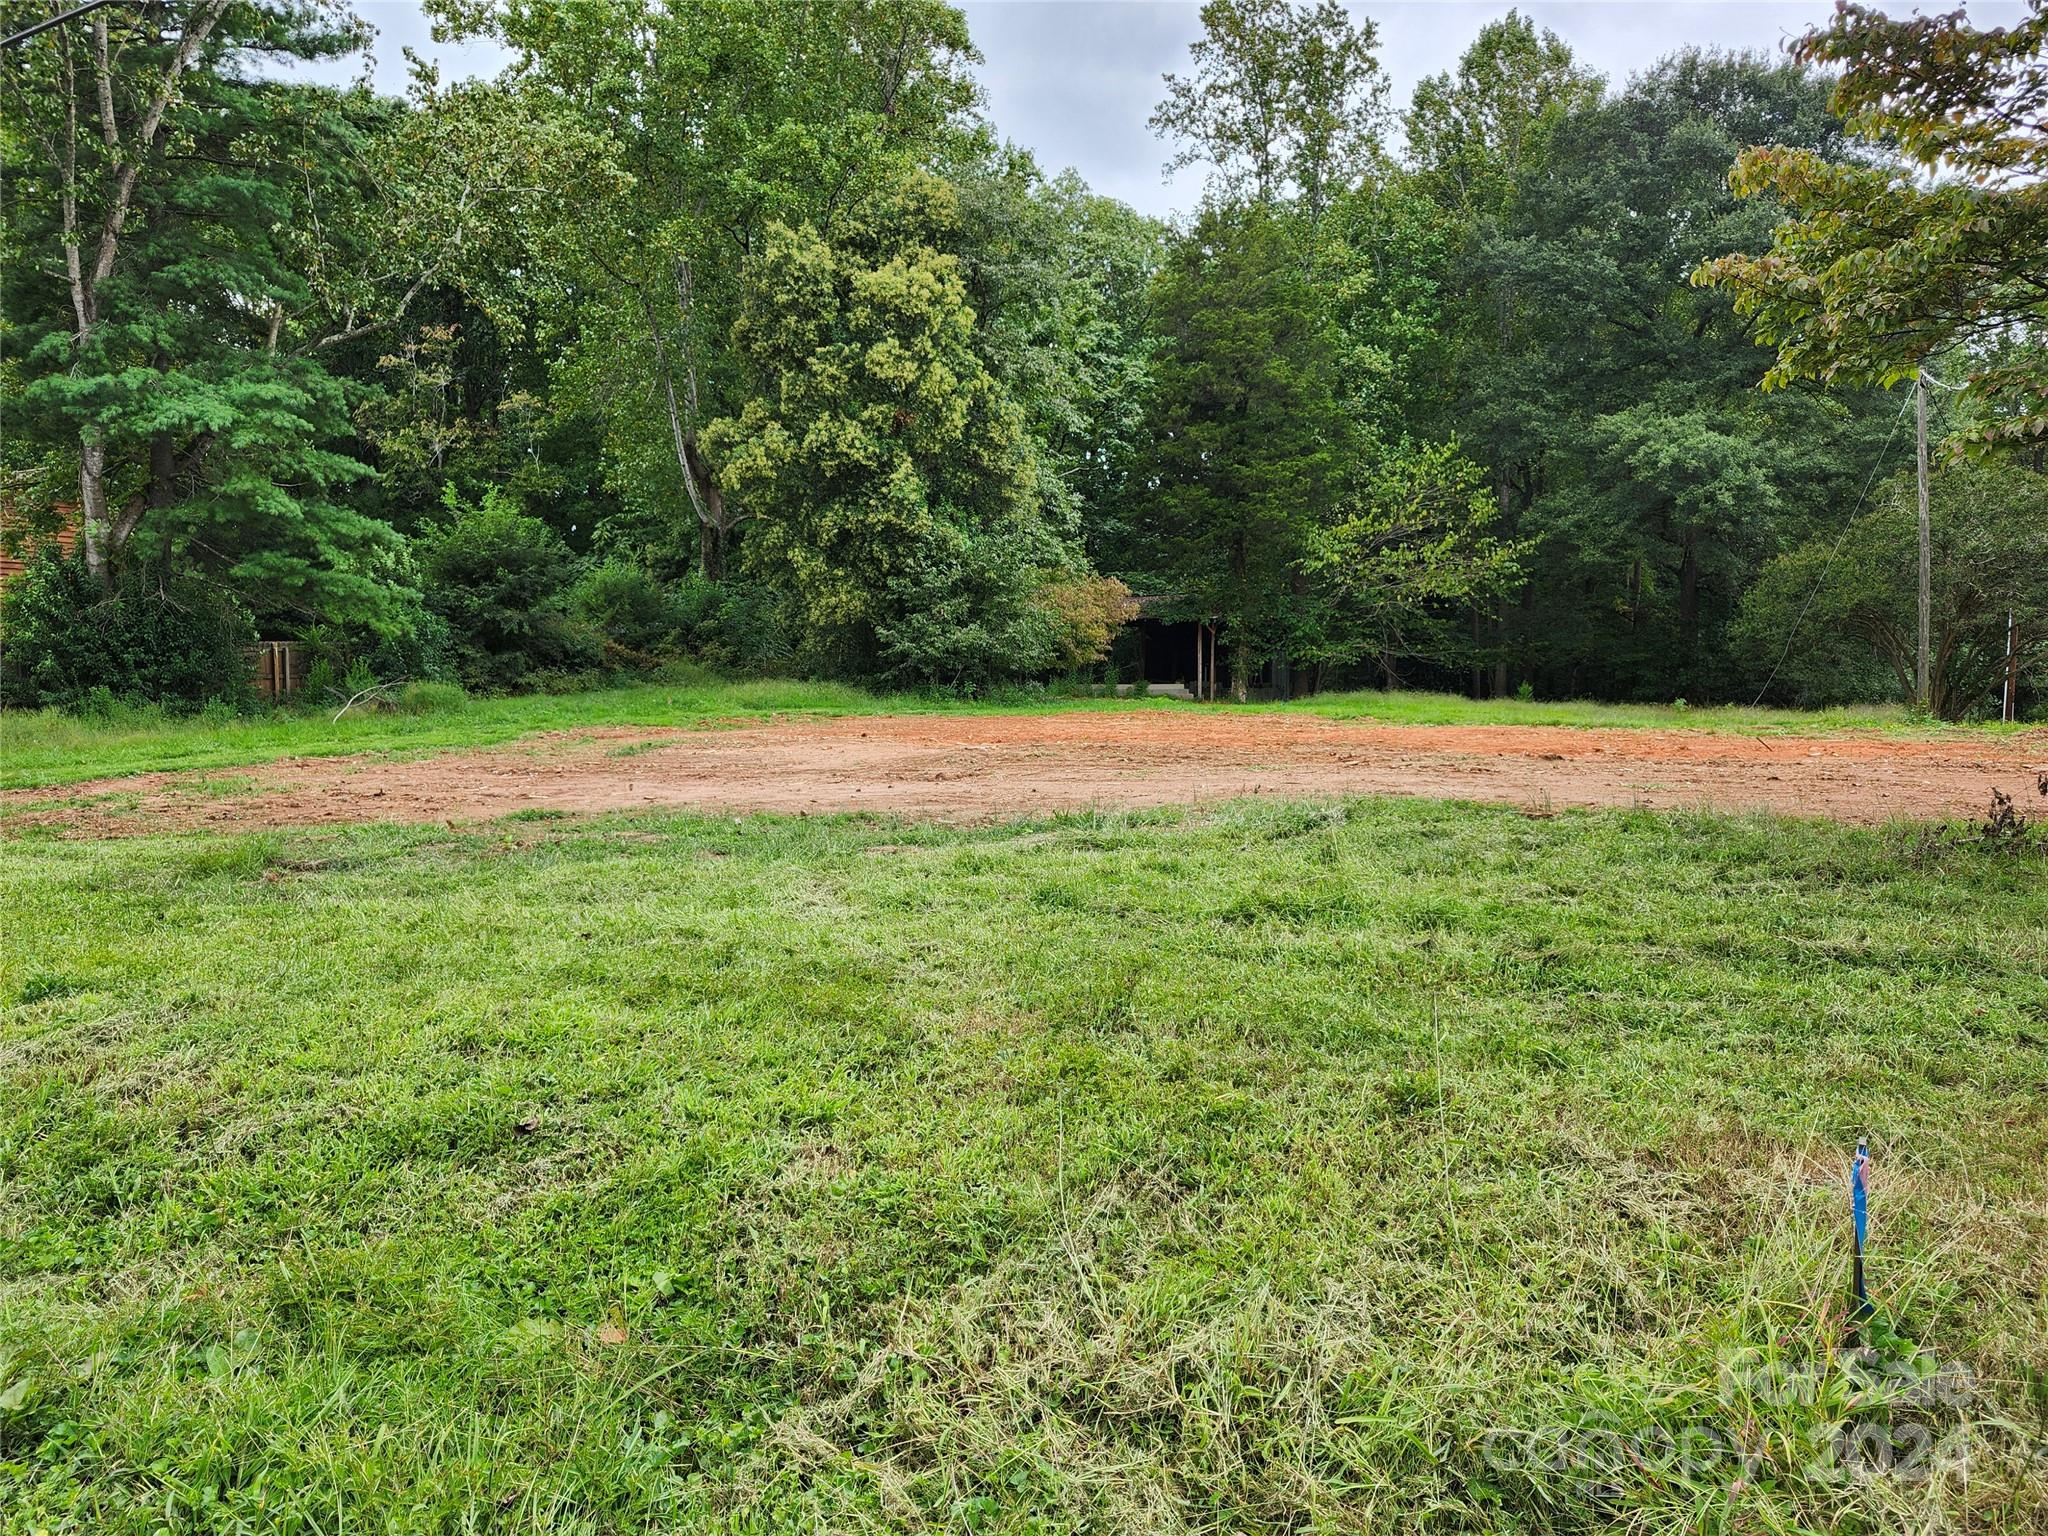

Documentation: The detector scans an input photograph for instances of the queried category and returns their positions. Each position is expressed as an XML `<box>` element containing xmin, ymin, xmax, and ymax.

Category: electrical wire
<box><xmin>1749</xmin><ymin>386</ymin><xmax>1917</xmax><ymax>708</ymax></box>
<box><xmin>1</xmin><ymin>0</ymin><xmax>136</xmax><ymax>51</ymax></box>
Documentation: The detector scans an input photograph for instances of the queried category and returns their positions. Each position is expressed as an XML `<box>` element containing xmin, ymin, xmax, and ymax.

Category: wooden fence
<box><xmin>250</xmin><ymin>642</ymin><xmax>307</xmax><ymax>700</ymax></box>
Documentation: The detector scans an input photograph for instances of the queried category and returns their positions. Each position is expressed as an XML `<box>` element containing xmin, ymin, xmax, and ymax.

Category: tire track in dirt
<box><xmin>7</xmin><ymin>712</ymin><xmax>2044</xmax><ymax>835</ymax></box>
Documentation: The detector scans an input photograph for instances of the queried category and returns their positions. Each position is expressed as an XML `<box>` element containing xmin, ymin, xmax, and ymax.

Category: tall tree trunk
<box><xmin>79</xmin><ymin>432</ymin><xmax>111</xmax><ymax>583</ymax></box>
<box><xmin>1931</xmin><ymin>623</ymin><xmax>1959</xmax><ymax>721</ymax></box>
<box><xmin>683</xmin><ymin>435</ymin><xmax>727</xmax><ymax>581</ymax></box>
<box><xmin>60</xmin><ymin>0</ymin><xmax>232</xmax><ymax>588</ymax></box>
<box><xmin>82</xmin><ymin>431</ymin><xmax>184</xmax><ymax>579</ymax></box>
<box><xmin>698</xmin><ymin>517</ymin><xmax>724</xmax><ymax>583</ymax></box>
<box><xmin>638</xmin><ymin>280</ymin><xmax>730</xmax><ymax>581</ymax></box>
<box><xmin>1231</xmin><ymin>633</ymin><xmax>1252</xmax><ymax>704</ymax></box>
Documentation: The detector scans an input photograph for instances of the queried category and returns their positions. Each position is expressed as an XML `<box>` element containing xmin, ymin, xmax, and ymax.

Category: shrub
<box><xmin>299</xmin><ymin>603</ymin><xmax>454</xmax><ymax>699</ymax></box>
<box><xmin>0</xmin><ymin>551</ymin><xmax>255</xmax><ymax>710</ymax></box>
<box><xmin>567</xmin><ymin>560</ymin><xmax>679</xmax><ymax>655</ymax></box>
<box><xmin>300</xmin><ymin>640</ymin><xmax>391</xmax><ymax>711</ymax></box>
<box><xmin>521</xmin><ymin>666</ymin><xmax>608</xmax><ymax>695</ymax></box>
<box><xmin>672</xmin><ymin>574</ymin><xmax>791</xmax><ymax>674</ymax></box>
<box><xmin>395</xmin><ymin>680</ymin><xmax>469</xmax><ymax>715</ymax></box>
<box><xmin>637</xmin><ymin>658</ymin><xmax>713</xmax><ymax>689</ymax></box>
<box><xmin>416</xmin><ymin>486</ymin><xmax>600</xmax><ymax>691</ymax></box>
<box><xmin>866</xmin><ymin>539</ymin><xmax>1068</xmax><ymax>690</ymax></box>
<box><xmin>1032</xmin><ymin>574</ymin><xmax>1138</xmax><ymax>672</ymax></box>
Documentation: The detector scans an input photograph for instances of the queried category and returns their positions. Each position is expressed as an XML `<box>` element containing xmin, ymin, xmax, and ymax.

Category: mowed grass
<box><xmin>0</xmin><ymin>676</ymin><xmax>881</xmax><ymax>791</ymax></box>
<box><xmin>1285</xmin><ymin>691</ymin><xmax>1960</xmax><ymax>736</ymax></box>
<box><xmin>3</xmin><ymin>676</ymin><xmax>2016</xmax><ymax>792</ymax></box>
<box><xmin>3</xmin><ymin>798</ymin><xmax>2045</xmax><ymax>1533</ymax></box>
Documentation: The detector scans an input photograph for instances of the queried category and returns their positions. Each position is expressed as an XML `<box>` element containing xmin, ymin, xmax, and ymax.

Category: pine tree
<box><xmin>2</xmin><ymin>0</ymin><xmax>415</xmax><ymax>629</ymax></box>
<box><xmin>1143</xmin><ymin>204</ymin><xmax>1343</xmax><ymax>699</ymax></box>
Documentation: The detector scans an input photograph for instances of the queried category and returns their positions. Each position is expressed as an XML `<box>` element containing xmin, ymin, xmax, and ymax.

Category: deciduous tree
<box><xmin>1697</xmin><ymin>2</ymin><xmax>2048</xmax><ymax>447</ymax></box>
<box><xmin>706</xmin><ymin>174</ymin><xmax>1067</xmax><ymax>685</ymax></box>
<box><xmin>426</xmin><ymin>0</ymin><xmax>981</xmax><ymax>579</ymax></box>
<box><xmin>1299</xmin><ymin>440</ymin><xmax>1522</xmax><ymax>686</ymax></box>
<box><xmin>1151</xmin><ymin>0</ymin><xmax>1387</xmax><ymax>244</ymax></box>
<box><xmin>1734</xmin><ymin>457</ymin><xmax>2048</xmax><ymax>716</ymax></box>
<box><xmin>1429</xmin><ymin>50</ymin><xmax>1889</xmax><ymax>699</ymax></box>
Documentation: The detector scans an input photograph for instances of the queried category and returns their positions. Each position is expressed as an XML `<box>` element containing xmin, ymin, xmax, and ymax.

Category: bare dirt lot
<box><xmin>10</xmin><ymin>711</ymin><xmax>2046</xmax><ymax>835</ymax></box>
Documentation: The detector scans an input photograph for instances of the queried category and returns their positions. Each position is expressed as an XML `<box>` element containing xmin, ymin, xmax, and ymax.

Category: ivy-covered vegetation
<box><xmin>1</xmin><ymin>0</ymin><xmax>2043</xmax><ymax>717</ymax></box>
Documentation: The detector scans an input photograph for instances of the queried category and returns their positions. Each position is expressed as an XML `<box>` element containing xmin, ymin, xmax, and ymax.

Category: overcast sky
<box><xmin>345</xmin><ymin>1</ymin><xmax>2030</xmax><ymax>219</ymax></box>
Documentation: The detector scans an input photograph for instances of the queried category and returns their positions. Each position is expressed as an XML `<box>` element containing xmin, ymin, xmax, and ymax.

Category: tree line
<box><xmin>3</xmin><ymin>0</ymin><xmax>2042</xmax><ymax>716</ymax></box>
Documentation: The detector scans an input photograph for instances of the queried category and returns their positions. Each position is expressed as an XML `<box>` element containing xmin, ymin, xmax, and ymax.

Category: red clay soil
<box><xmin>9</xmin><ymin>712</ymin><xmax>2046</xmax><ymax>836</ymax></box>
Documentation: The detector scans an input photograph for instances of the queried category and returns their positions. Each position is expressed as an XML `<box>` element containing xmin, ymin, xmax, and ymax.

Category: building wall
<box><xmin>0</xmin><ymin>504</ymin><xmax>78</xmax><ymax>586</ymax></box>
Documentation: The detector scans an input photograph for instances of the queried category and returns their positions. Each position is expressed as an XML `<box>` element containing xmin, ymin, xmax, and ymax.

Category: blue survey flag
<box><xmin>1852</xmin><ymin>1139</ymin><xmax>1869</xmax><ymax>1249</ymax></box>
<box><xmin>1850</xmin><ymin>1138</ymin><xmax>1871</xmax><ymax>1325</ymax></box>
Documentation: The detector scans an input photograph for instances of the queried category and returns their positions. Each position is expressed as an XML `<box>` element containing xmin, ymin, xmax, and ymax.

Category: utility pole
<box><xmin>1915</xmin><ymin>372</ymin><xmax>1932</xmax><ymax>712</ymax></box>
<box><xmin>2007</xmin><ymin>611</ymin><xmax>2020</xmax><ymax>725</ymax></box>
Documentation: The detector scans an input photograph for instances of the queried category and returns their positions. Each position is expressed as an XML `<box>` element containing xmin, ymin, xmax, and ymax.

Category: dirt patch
<box><xmin>7</xmin><ymin>712</ymin><xmax>2045</xmax><ymax>836</ymax></box>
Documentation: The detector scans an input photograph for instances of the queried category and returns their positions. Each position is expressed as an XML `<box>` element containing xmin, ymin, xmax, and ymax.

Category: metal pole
<box><xmin>1915</xmin><ymin>372</ymin><xmax>1932</xmax><ymax>712</ymax></box>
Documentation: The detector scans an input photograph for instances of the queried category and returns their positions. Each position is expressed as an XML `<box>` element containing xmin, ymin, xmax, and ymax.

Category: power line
<box><xmin>1749</xmin><ymin>387</ymin><xmax>1917</xmax><ymax>708</ymax></box>
<box><xmin>2</xmin><ymin>0</ymin><xmax>137</xmax><ymax>50</ymax></box>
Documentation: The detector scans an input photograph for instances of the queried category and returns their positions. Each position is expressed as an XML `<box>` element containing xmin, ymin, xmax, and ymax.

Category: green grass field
<box><xmin>0</xmin><ymin>674</ymin><xmax>2004</xmax><ymax>792</ymax></box>
<box><xmin>4</xmin><ymin>784</ymin><xmax>2045</xmax><ymax>1531</ymax></box>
